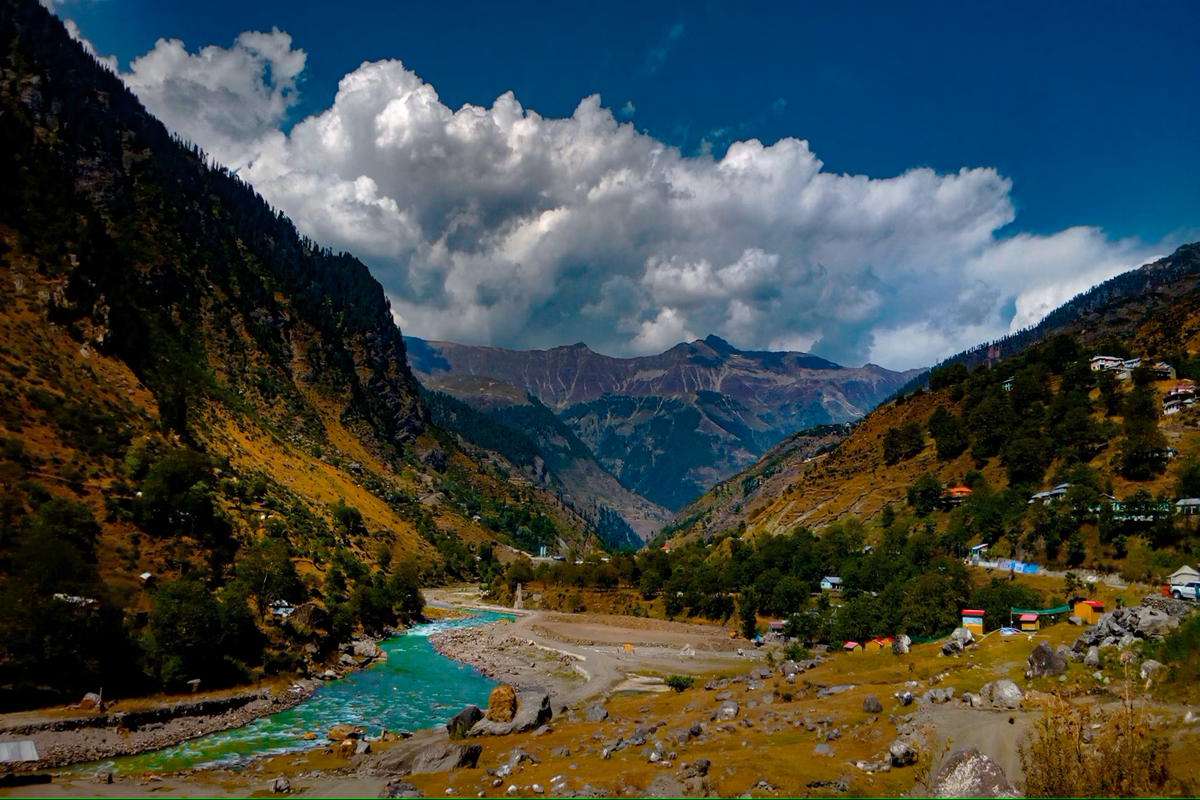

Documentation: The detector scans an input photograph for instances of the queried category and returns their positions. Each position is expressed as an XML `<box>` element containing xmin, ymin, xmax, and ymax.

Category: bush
<box><xmin>782</xmin><ymin>641</ymin><xmax>810</xmax><ymax>662</ymax></box>
<box><xmin>1019</xmin><ymin>692</ymin><xmax>1170</xmax><ymax>797</ymax></box>
<box><xmin>883</xmin><ymin>422</ymin><xmax>925</xmax><ymax>465</ymax></box>
<box><xmin>665</xmin><ymin>674</ymin><xmax>695</xmax><ymax>692</ymax></box>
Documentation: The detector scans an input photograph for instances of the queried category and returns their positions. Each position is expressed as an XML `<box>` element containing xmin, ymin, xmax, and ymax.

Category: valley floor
<box><xmin>4</xmin><ymin>589</ymin><xmax>1200</xmax><ymax>798</ymax></box>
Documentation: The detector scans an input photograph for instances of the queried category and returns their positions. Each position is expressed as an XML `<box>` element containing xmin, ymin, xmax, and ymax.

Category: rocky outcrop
<box><xmin>942</xmin><ymin>627</ymin><xmax>975</xmax><ymax>655</ymax></box>
<box><xmin>1072</xmin><ymin>599</ymin><xmax>1188</xmax><ymax>651</ymax></box>
<box><xmin>470</xmin><ymin>692</ymin><xmax>552</xmax><ymax>736</ymax></box>
<box><xmin>409</xmin><ymin>743</ymin><xmax>482</xmax><ymax>774</ymax></box>
<box><xmin>445</xmin><ymin>705</ymin><xmax>483</xmax><ymax>738</ymax></box>
<box><xmin>932</xmin><ymin>747</ymin><xmax>1019</xmax><ymax>797</ymax></box>
<box><xmin>862</xmin><ymin>694</ymin><xmax>883</xmax><ymax>713</ymax></box>
<box><xmin>889</xmin><ymin>739</ymin><xmax>917</xmax><ymax>767</ymax></box>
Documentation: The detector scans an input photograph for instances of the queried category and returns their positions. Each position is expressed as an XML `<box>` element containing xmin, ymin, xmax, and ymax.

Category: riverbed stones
<box><xmin>931</xmin><ymin>747</ymin><xmax>1018</xmax><ymax>797</ymax></box>
<box><xmin>328</xmin><ymin>724</ymin><xmax>363</xmax><ymax>741</ymax></box>
<box><xmin>446</xmin><ymin>705</ymin><xmax>484</xmax><ymax>738</ymax></box>
<box><xmin>1027</xmin><ymin>641</ymin><xmax>1067</xmax><ymax>678</ymax></box>
<box><xmin>487</xmin><ymin>686</ymin><xmax>517</xmax><ymax>723</ymax></box>
<box><xmin>862</xmin><ymin>694</ymin><xmax>883</xmax><ymax>713</ymax></box>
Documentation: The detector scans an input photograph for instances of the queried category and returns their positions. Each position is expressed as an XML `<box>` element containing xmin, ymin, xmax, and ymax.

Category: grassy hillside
<box><xmin>665</xmin><ymin>243</ymin><xmax>1200</xmax><ymax>586</ymax></box>
<box><xmin>0</xmin><ymin>0</ymin><xmax>596</xmax><ymax>710</ymax></box>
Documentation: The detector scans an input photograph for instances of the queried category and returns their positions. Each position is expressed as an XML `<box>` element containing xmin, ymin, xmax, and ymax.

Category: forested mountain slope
<box><xmin>0</xmin><ymin>0</ymin><xmax>596</xmax><ymax>710</ymax></box>
<box><xmin>667</xmin><ymin>243</ymin><xmax>1200</xmax><ymax>585</ymax></box>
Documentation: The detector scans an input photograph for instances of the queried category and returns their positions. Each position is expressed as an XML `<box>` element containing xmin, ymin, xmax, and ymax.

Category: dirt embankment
<box><xmin>0</xmin><ymin>681</ymin><xmax>320</xmax><ymax>770</ymax></box>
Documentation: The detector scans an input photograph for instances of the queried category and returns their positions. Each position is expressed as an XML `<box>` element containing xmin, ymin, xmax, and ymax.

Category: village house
<box><xmin>1018</xmin><ymin>612</ymin><xmax>1040</xmax><ymax>632</ymax></box>
<box><xmin>941</xmin><ymin>485</ymin><xmax>973</xmax><ymax>505</ymax></box>
<box><xmin>820</xmin><ymin>576</ymin><xmax>842</xmax><ymax>591</ymax></box>
<box><xmin>1073</xmin><ymin>599</ymin><xmax>1105</xmax><ymax>625</ymax></box>
<box><xmin>843</xmin><ymin>641</ymin><xmax>862</xmax><ymax>654</ymax></box>
<box><xmin>1168</xmin><ymin>565</ymin><xmax>1200</xmax><ymax>585</ymax></box>
<box><xmin>961</xmin><ymin>608</ymin><xmax>985</xmax><ymax>636</ymax></box>
<box><xmin>863</xmin><ymin>637</ymin><xmax>893</xmax><ymax>653</ymax></box>
<box><xmin>1029</xmin><ymin>483</ymin><xmax>1070</xmax><ymax>504</ymax></box>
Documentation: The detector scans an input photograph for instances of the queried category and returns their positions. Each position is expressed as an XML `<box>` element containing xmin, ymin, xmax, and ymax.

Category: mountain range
<box><xmin>406</xmin><ymin>335</ymin><xmax>917</xmax><ymax>513</ymax></box>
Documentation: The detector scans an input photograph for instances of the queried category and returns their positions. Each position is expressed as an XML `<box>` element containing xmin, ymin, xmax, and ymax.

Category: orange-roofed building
<box><xmin>1073</xmin><ymin>599</ymin><xmax>1104</xmax><ymax>625</ymax></box>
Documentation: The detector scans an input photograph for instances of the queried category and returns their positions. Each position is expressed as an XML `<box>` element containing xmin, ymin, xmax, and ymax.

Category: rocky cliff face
<box><xmin>409</xmin><ymin>334</ymin><xmax>916</xmax><ymax>509</ymax></box>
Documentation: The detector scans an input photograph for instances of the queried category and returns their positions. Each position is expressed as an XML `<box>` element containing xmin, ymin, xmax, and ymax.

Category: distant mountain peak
<box><xmin>702</xmin><ymin>334</ymin><xmax>739</xmax><ymax>355</ymax></box>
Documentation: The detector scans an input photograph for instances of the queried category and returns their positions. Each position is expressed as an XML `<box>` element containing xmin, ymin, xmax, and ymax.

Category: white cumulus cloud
<box><xmin>115</xmin><ymin>30</ymin><xmax>1177</xmax><ymax>370</ymax></box>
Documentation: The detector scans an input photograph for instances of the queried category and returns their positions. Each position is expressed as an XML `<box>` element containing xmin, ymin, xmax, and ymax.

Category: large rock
<box><xmin>1027</xmin><ymin>641</ymin><xmax>1068</xmax><ymax>678</ymax></box>
<box><xmin>487</xmin><ymin>685</ymin><xmax>517</xmax><ymax>722</ymax></box>
<box><xmin>328</xmin><ymin>724</ymin><xmax>363</xmax><ymax>741</ymax></box>
<box><xmin>889</xmin><ymin>739</ymin><xmax>917</xmax><ymax>768</ymax></box>
<box><xmin>410</xmin><ymin>742</ymin><xmax>482</xmax><ymax>774</ymax></box>
<box><xmin>446</xmin><ymin>705</ymin><xmax>484</xmax><ymax>737</ymax></box>
<box><xmin>1140</xmin><ymin>659</ymin><xmax>1163</xmax><ymax>680</ymax></box>
<box><xmin>352</xmin><ymin>639</ymin><xmax>383</xmax><ymax>660</ymax></box>
<box><xmin>932</xmin><ymin>747</ymin><xmax>1019</xmax><ymax>797</ymax></box>
<box><xmin>1135</xmin><ymin>609</ymin><xmax>1173</xmax><ymax>640</ymax></box>
<box><xmin>974</xmin><ymin>680</ymin><xmax>1022</xmax><ymax>710</ymax></box>
<box><xmin>714</xmin><ymin>700</ymin><xmax>739</xmax><ymax>721</ymax></box>
<box><xmin>1084</xmin><ymin>646</ymin><xmax>1100</xmax><ymax>668</ymax></box>
<box><xmin>942</xmin><ymin>627</ymin><xmax>974</xmax><ymax>656</ymax></box>
<box><xmin>862</xmin><ymin>694</ymin><xmax>883</xmax><ymax>714</ymax></box>
<box><xmin>584</xmin><ymin>703</ymin><xmax>608</xmax><ymax>723</ymax></box>
<box><xmin>511</xmin><ymin>692</ymin><xmax>552</xmax><ymax>732</ymax></box>
<box><xmin>892</xmin><ymin>634</ymin><xmax>911</xmax><ymax>655</ymax></box>
<box><xmin>379</xmin><ymin>781</ymin><xmax>423</xmax><ymax>798</ymax></box>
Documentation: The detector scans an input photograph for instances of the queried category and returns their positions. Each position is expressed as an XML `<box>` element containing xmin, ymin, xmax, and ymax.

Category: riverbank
<box><xmin>0</xmin><ymin>681</ymin><xmax>321</xmax><ymax>771</ymax></box>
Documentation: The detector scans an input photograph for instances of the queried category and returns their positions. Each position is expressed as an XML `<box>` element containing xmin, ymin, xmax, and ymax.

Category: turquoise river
<box><xmin>96</xmin><ymin>611</ymin><xmax>506</xmax><ymax>774</ymax></box>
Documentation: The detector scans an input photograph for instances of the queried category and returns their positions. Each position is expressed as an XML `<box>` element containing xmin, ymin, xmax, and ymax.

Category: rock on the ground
<box><xmin>584</xmin><ymin>703</ymin><xmax>608</xmax><ymax>723</ymax></box>
<box><xmin>1028</xmin><ymin>641</ymin><xmax>1068</xmax><ymax>678</ymax></box>
<box><xmin>487</xmin><ymin>685</ymin><xmax>517</xmax><ymax>723</ymax></box>
<box><xmin>1084</xmin><ymin>646</ymin><xmax>1100</xmax><ymax>668</ymax></box>
<box><xmin>681</xmin><ymin>757</ymin><xmax>710</xmax><ymax>778</ymax></box>
<box><xmin>328</xmin><ymin>724</ymin><xmax>363</xmax><ymax>741</ymax></box>
<box><xmin>932</xmin><ymin>747</ymin><xmax>1019</xmax><ymax>797</ymax></box>
<box><xmin>892</xmin><ymin>634</ymin><xmax>911</xmax><ymax>655</ymax></box>
<box><xmin>269</xmin><ymin>776</ymin><xmax>291</xmax><ymax>793</ymax></box>
<box><xmin>352</xmin><ymin>639</ymin><xmax>383</xmax><ymax>660</ymax></box>
<box><xmin>551</xmin><ymin>746</ymin><xmax>570</xmax><ymax>757</ymax></box>
<box><xmin>889</xmin><ymin>739</ymin><xmax>917</xmax><ymax>767</ymax></box>
<box><xmin>511</xmin><ymin>692</ymin><xmax>552</xmax><ymax>732</ymax></box>
<box><xmin>862</xmin><ymin>694</ymin><xmax>883</xmax><ymax>713</ymax></box>
<box><xmin>446</xmin><ymin>705</ymin><xmax>484</xmax><ymax>737</ymax></box>
<box><xmin>1140</xmin><ymin>659</ymin><xmax>1163</xmax><ymax>680</ymax></box>
<box><xmin>380</xmin><ymin>781</ymin><xmax>423</xmax><ymax>798</ymax></box>
<box><xmin>410</xmin><ymin>743</ymin><xmax>482</xmax><ymax>774</ymax></box>
<box><xmin>974</xmin><ymin>680</ymin><xmax>1022</xmax><ymax>710</ymax></box>
<box><xmin>714</xmin><ymin>700</ymin><xmax>739</xmax><ymax>721</ymax></box>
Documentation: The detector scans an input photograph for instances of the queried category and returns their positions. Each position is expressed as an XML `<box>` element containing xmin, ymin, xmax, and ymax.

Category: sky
<box><xmin>44</xmin><ymin>0</ymin><xmax>1200</xmax><ymax>370</ymax></box>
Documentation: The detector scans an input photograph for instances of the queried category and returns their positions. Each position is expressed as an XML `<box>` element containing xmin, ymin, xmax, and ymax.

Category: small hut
<box><xmin>843</xmin><ymin>641</ymin><xmax>862</xmax><ymax>654</ymax></box>
<box><xmin>1073</xmin><ymin>599</ymin><xmax>1104</xmax><ymax>625</ymax></box>
<box><xmin>863</xmin><ymin>637</ymin><xmax>893</xmax><ymax>654</ymax></box>
<box><xmin>1019</xmin><ymin>612</ymin><xmax>1040</xmax><ymax>632</ymax></box>
<box><xmin>961</xmin><ymin>609</ymin><xmax>986</xmax><ymax>636</ymax></box>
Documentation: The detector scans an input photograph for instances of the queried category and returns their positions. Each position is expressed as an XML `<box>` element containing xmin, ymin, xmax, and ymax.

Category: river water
<box><xmin>103</xmin><ymin>610</ymin><xmax>505</xmax><ymax>774</ymax></box>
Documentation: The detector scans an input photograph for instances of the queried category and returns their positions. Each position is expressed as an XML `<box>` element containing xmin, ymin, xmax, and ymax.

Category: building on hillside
<box><xmin>1029</xmin><ymin>484</ymin><xmax>1070</xmax><ymax>504</ymax></box>
<box><xmin>1073</xmin><ymin>599</ymin><xmax>1104</xmax><ymax>625</ymax></box>
<box><xmin>1176</xmin><ymin>499</ymin><xmax>1200</xmax><ymax>516</ymax></box>
<box><xmin>969</xmin><ymin>543</ymin><xmax>990</xmax><ymax>559</ymax></box>
<box><xmin>843</xmin><ymin>641</ymin><xmax>862</xmax><ymax>654</ymax></box>
<box><xmin>1145</xmin><ymin>361</ymin><xmax>1177</xmax><ymax>380</ymax></box>
<box><xmin>138</xmin><ymin>571</ymin><xmax>155</xmax><ymax>587</ymax></box>
<box><xmin>820</xmin><ymin>576</ymin><xmax>842</xmax><ymax>591</ymax></box>
<box><xmin>1018</xmin><ymin>612</ymin><xmax>1040</xmax><ymax>632</ymax></box>
<box><xmin>52</xmin><ymin>593</ymin><xmax>99</xmax><ymax>610</ymax></box>
<box><xmin>941</xmin><ymin>485</ymin><xmax>973</xmax><ymax>505</ymax></box>
<box><xmin>1002</xmin><ymin>377</ymin><xmax>1013</xmax><ymax>392</ymax></box>
<box><xmin>1164</xmin><ymin>382</ymin><xmax>1197</xmax><ymax>416</ymax></box>
<box><xmin>961</xmin><ymin>609</ymin><xmax>985</xmax><ymax>636</ymax></box>
<box><xmin>267</xmin><ymin>601</ymin><xmax>295</xmax><ymax>618</ymax></box>
<box><xmin>864</xmin><ymin>637</ymin><xmax>894</xmax><ymax>653</ymax></box>
<box><xmin>1168</xmin><ymin>565</ymin><xmax>1200</xmax><ymax>584</ymax></box>
<box><xmin>1090</xmin><ymin>355</ymin><xmax>1126</xmax><ymax>372</ymax></box>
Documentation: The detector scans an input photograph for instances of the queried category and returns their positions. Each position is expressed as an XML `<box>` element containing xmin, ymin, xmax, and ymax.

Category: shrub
<box><xmin>665</xmin><ymin>674</ymin><xmax>695</xmax><ymax>692</ymax></box>
<box><xmin>782</xmin><ymin>641</ymin><xmax>810</xmax><ymax>662</ymax></box>
<box><xmin>1019</xmin><ymin>691</ymin><xmax>1170</xmax><ymax>797</ymax></box>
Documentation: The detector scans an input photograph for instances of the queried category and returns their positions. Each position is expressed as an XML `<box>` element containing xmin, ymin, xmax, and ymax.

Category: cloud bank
<box><xmin>103</xmin><ymin>29</ymin><xmax>1171</xmax><ymax>369</ymax></box>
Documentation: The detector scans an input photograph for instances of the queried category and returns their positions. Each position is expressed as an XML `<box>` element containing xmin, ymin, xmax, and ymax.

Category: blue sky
<box><xmin>53</xmin><ymin>0</ymin><xmax>1200</xmax><ymax>367</ymax></box>
<box><xmin>60</xmin><ymin>0</ymin><xmax>1200</xmax><ymax>241</ymax></box>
